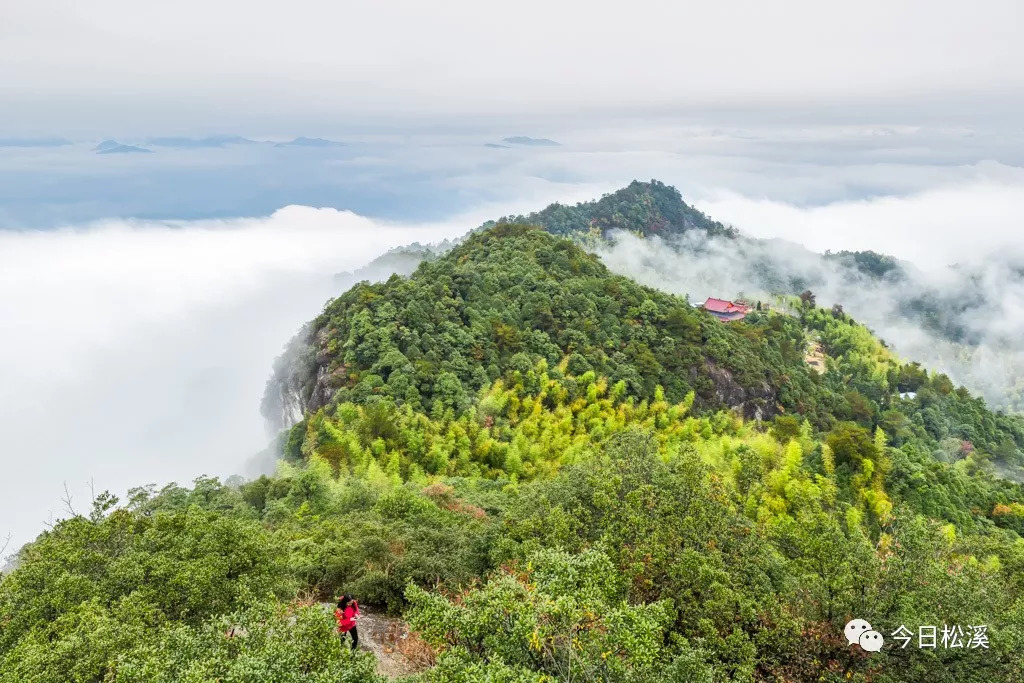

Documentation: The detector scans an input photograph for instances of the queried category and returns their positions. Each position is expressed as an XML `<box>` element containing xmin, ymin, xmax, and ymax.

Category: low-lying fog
<box><xmin>3</xmin><ymin>122</ymin><xmax>1024</xmax><ymax>557</ymax></box>
<box><xmin>0</xmin><ymin>208</ymin><xmax>480</xmax><ymax>555</ymax></box>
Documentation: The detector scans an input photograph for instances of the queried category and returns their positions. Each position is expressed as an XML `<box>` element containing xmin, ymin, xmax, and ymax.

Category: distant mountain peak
<box><xmin>274</xmin><ymin>137</ymin><xmax>343</xmax><ymax>148</ymax></box>
<box><xmin>487</xmin><ymin>179</ymin><xmax>737</xmax><ymax>240</ymax></box>
<box><xmin>503</xmin><ymin>136</ymin><xmax>560</xmax><ymax>147</ymax></box>
<box><xmin>94</xmin><ymin>140</ymin><xmax>152</xmax><ymax>154</ymax></box>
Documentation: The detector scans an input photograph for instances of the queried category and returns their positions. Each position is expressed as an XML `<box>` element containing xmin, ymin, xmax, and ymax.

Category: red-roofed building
<box><xmin>701</xmin><ymin>297</ymin><xmax>752</xmax><ymax>321</ymax></box>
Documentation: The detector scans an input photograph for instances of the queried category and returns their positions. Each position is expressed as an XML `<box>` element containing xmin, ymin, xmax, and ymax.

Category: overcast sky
<box><xmin>2</xmin><ymin>0</ymin><xmax>1022</xmax><ymax>133</ymax></box>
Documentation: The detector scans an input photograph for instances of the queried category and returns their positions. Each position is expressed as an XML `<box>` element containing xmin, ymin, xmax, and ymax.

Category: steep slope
<box><xmin>263</xmin><ymin>223</ymin><xmax>823</xmax><ymax>431</ymax></box>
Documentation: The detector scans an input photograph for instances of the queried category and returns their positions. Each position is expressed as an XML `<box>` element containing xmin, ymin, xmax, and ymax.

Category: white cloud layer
<box><xmin>0</xmin><ymin>207</ymin><xmax>473</xmax><ymax>553</ymax></box>
<box><xmin>693</xmin><ymin>164</ymin><xmax>1024</xmax><ymax>266</ymax></box>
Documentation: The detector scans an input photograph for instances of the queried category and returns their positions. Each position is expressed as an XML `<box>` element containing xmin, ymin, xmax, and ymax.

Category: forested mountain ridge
<box><xmin>264</xmin><ymin>223</ymin><xmax>822</xmax><ymax>433</ymax></box>
<box><xmin>325</xmin><ymin>180</ymin><xmax>1017</xmax><ymax>415</ymax></box>
<box><xmin>481</xmin><ymin>180</ymin><xmax>1024</xmax><ymax>413</ymax></box>
<box><xmin>267</xmin><ymin>222</ymin><xmax>1024</xmax><ymax>477</ymax></box>
<box><xmin>7</xmin><ymin>205</ymin><xmax>1024</xmax><ymax>680</ymax></box>
<box><xmin>266</xmin><ymin>222</ymin><xmax>1024</xmax><ymax>479</ymax></box>
<box><xmin>341</xmin><ymin>180</ymin><xmax>741</xmax><ymax>287</ymax></box>
<box><xmin>336</xmin><ymin>180</ymin><xmax>1014</xmax><ymax>410</ymax></box>
<box><xmin>485</xmin><ymin>179</ymin><xmax>739</xmax><ymax>240</ymax></box>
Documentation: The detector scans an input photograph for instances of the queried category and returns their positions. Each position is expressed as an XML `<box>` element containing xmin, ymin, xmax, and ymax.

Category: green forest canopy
<box><xmin>4</xmin><ymin>222</ymin><xmax>1024</xmax><ymax>682</ymax></box>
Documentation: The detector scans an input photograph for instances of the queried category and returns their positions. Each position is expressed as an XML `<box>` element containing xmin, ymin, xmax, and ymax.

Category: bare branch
<box><xmin>0</xmin><ymin>532</ymin><xmax>10</xmax><ymax>558</ymax></box>
<box><xmin>61</xmin><ymin>482</ymin><xmax>78</xmax><ymax>517</ymax></box>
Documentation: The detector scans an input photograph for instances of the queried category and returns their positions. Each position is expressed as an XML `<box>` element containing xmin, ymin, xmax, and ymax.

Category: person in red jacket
<box><xmin>335</xmin><ymin>594</ymin><xmax>360</xmax><ymax>650</ymax></box>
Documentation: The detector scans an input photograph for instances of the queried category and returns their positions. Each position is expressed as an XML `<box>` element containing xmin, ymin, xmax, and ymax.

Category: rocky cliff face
<box><xmin>261</xmin><ymin>324</ymin><xmax>317</xmax><ymax>434</ymax></box>
<box><xmin>262</xmin><ymin>246</ymin><xmax>441</xmax><ymax>434</ymax></box>
<box><xmin>698</xmin><ymin>360</ymin><xmax>776</xmax><ymax>421</ymax></box>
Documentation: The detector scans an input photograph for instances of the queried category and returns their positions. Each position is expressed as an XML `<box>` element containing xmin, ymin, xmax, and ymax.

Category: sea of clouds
<box><xmin>0</xmin><ymin>207</ymin><xmax>479</xmax><ymax>554</ymax></box>
<box><xmin>3</xmin><ymin>122</ymin><xmax>1024</xmax><ymax>558</ymax></box>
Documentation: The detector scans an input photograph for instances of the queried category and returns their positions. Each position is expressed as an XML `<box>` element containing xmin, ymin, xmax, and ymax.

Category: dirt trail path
<box><xmin>322</xmin><ymin>604</ymin><xmax>430</xmax><ymax>679</ymax></box>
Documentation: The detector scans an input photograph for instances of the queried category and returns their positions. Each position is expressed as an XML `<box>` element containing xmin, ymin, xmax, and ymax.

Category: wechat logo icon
<box><xmin>845</xmin><ymin>618</ymin><xmax>884</xmax><ymax>652</ymax></box>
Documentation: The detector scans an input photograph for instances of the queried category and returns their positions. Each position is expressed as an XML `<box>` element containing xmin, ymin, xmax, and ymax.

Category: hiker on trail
<box><xmin>335</xmin><ymin>594</ymin><xmax>360</xmax><ymax>650</ymax></box>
